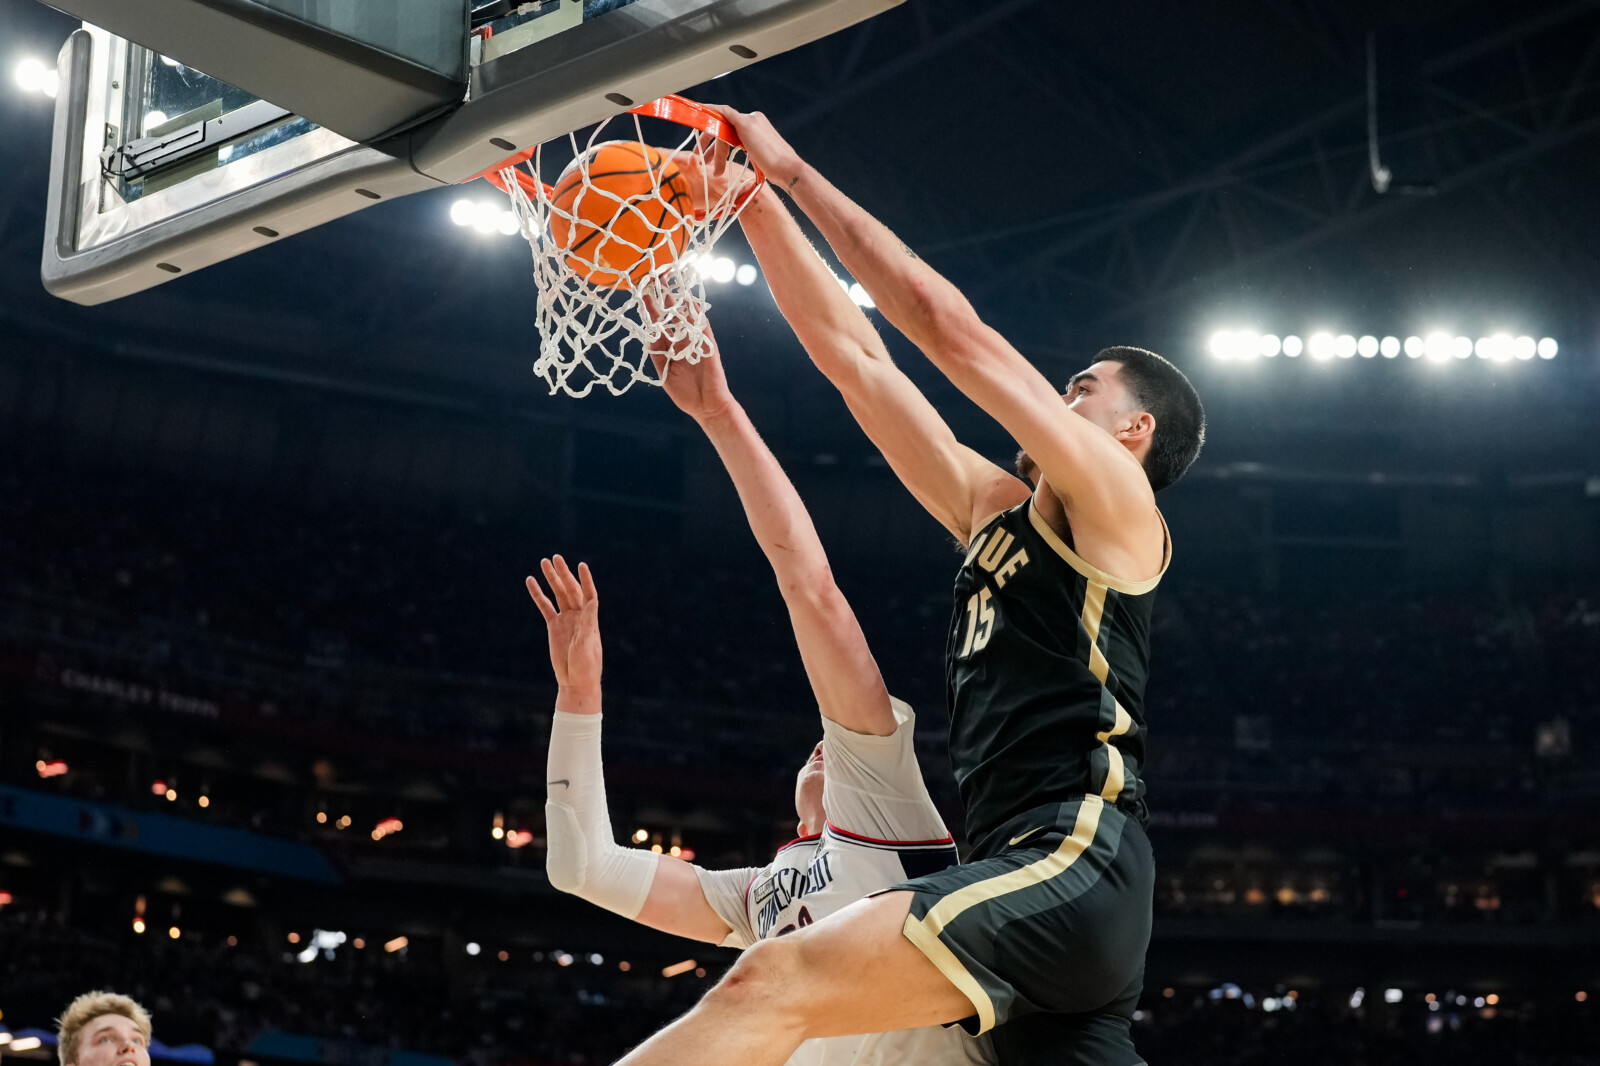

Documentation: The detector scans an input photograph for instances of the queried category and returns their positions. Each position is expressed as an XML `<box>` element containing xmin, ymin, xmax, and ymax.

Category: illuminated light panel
<box><xmin>1281</xmin><ymin>335</ymin><xmax>1303</xmax><ymax>357</ymax></box>
<box><xmin>10</xmin><ymin>1038</ymin><xmax>44</xmax><ymax>1053</ymax></box>
<box><xmin>735</xmin><ymin>263</ymin><xmax>759</xmax><ymax>286</ymax></box>
<box><xmin>1308</xmin><ymin>332</ymin><xmax>1335</xmax><ymax>360</ymax></box>
<box><xmin>1452</xmin><ymin>336</ymin><xmax>1473</xmax><ymax>359</ymax></box>
<box><xmin>1357</xmin><ymin>335</ymin><xmax>1378</xmax><ymax>358</ymax></box>
<box><xmin>1380</xmin><ymin>336</ymin><xmax>1400</xmax><ymax>358</ymax></box>
<box><xmin>1259</xmin><ymin>334</ymin><xmax>1281</xmax><ymax>357</ymax></box>
<box><xmin>1404</xmin><ymin>336</ymin><xmax>1423</xmax><ymax>358</ymax></box>
<box><xmin>1334</xmin><ymin>334</ymin><xmax>1357</xmax><ymax>359</ymax></box>
<box><xmin>1514</xmin><ymin>335</ymin><xmax>1536</xmax><ymax>360</ymax></box>
<box><xmin>1424</xmin><ymin>333</ymin><xmax>1453</xmax><ymax>362</ymax></box>
<box><xmin>1538</xmin><ymin>337</ymin><xmax>1558</xmax><ymax>359</ymax></box>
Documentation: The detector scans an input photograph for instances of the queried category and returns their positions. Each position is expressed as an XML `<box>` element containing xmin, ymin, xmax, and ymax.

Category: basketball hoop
<box><xmin>470</xmin><ymin>96</ymin><xmax>763</xmax><ymax>398</ymax></box>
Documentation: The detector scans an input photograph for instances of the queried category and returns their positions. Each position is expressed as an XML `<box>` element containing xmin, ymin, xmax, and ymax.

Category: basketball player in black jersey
<box><xmin>610</xmin><ymin>115</ymin><xmax>1203</xmax><ymax>1066</ymax></box>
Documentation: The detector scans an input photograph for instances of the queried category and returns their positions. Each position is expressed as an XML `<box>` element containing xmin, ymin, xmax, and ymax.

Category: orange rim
<box><xmin>466</xmin><ymin>93</ymin><xmax>764</xmax><ymax>202</ymax></box>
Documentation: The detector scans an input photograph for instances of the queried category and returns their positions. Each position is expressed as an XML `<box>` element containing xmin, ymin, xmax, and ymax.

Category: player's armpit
<box><xmin>917</xmin><ymin>311</ymin><xmax>1158</xmax><ymax>551</ymax></box>
<box><xmin>635</xmin><ymin>857</ymin><xmax>738</xmax><ymax>945</ymax></box>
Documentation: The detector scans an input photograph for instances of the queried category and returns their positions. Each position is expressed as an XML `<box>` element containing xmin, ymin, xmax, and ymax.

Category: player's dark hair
<box><xmin>1095</xmin><ymin>345</ymin><xmax>1205</xmax><ymax>492</ymax></box>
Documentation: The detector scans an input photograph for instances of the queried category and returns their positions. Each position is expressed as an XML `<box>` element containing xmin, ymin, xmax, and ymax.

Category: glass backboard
<box><xmin>43</xmin><ymin>0</ymin><xmax>904</xmax><ymax>305</ymax></box>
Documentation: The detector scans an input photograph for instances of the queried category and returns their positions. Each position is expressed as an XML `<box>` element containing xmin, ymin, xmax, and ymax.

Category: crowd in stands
<box><xmin>4</xmin><ymin>462</ymin><xmax>1596</xmax><ymax>809</ymax></box>
<box><xmin>3</xmin><ymin>907</ymin><xmax>1596</xmax><ymax>1066</ymax></box>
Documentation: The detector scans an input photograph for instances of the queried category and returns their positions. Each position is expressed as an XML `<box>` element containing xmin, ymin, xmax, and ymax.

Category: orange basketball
<box><xmin>549</xmin><ymin>141</ymin><xmax>692</xmax><ymax>288</ymax></box>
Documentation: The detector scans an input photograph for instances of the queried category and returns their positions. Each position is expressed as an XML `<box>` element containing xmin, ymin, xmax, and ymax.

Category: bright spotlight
<box><xmin>847</xmin><ymin>282</ymin><xmax>875</xmax><ymax>309</ymax></box>
<box><xmin>144</xmin><ymin>110</ymin><xmax>169</xmax><ymax>133</ymax></box>
<box><xmin>709</xmin><ymin>256</ymin><xmax>737</xmax><ymax>284</ymax></box>
<box><xmin>14</xmin><ymin>57</ymin><xmax>52</xmax><ymax>95</ymax></box>
<box><xmin>1209</xmin><ymin>331</ymin><xmax>1235</xmax><ymax>360</ymax></box>
<box><xmin>1281</xmin><ymin>335</ymin><xmax>1303</xmax><ymax>357</ymax></box>
<box><xmin>1380</xmin><ymin>336</ymin><xmax>1400</xmax><ymax>358</ymax></box>
<box><xmin>1538</xmin><ymin>337</ymin><xmax>1557</xmax><ymax>359</ymax></box>
<box><xmin>470</xmin><ymin>202</ymin><xmax>500</xmax><ymax>234</ymax></box>
<box><xmin>1514</xmin><ymin>335</ymin><xmax>1536</xmax><ymax>360</ymax></box>
<box><xmin>1404</xmin><ymin>336</ymin><xmax>1423</xmax><ymax>358</ymax></box>
<box><xmin>1488</xmin><ymin>333</ymin><xmax>1513</xmax><ymax>362</ymax></box>
<box><xmin>1452</xmin><ymin>336</ymin><xmax>1473</xmax><ymax>359</ymax></box>
<box><xmin>1259</xmin><ymin>334</ymin><xmax>1281</xmax><ymax>357</ymax></box>
<box><xmin>496</xmin><ymin>210</ymin><xmax>519</xmax><ymax>236</ymax></box>
<box><xmin>449</xmin><ymin>199</ymin><xmax>475</xmax><ymax>226</ymax></box>
<box><xmin>1357</xmin><ymin>335</ymin><xmax>1378</xmax><ymax>358</ymax></box>
<box><xmin>466</xmin><ymin>942</ymin><xmax>481</xmax><ymax>956</ymax></box>
<box><xmin>1234</xmin><ymin>331</ymin><xmax>1260</xmax><ymax>360</ymax></box>
<box><xmin>1424</xmin><ymin>332</ymin><xmax>1452</xmax><ymax>362</ymax></box>
<box><xmin>734</xmin><ymin>263</ymin><xmax>758</xmax><ymax>286</ymax></box>
<box><xmin>1308</xmin><ymin>332</ymin><xmax>1335</xmax><ymax>360</ymax></box>
<box><xmin>1384</xmin><ymin>988</ymin><xmax>1403</xmax><ymax>1004</ymax></box>
<box><xmin>1335</xmin><ymin>334</ymin><xmax>1357</xmax><ymax>358</ymax></box>
<box><xmin>1474</xmin><ymin>337</ymin><xmax>1492</xmax><ymax>358</ymax></box>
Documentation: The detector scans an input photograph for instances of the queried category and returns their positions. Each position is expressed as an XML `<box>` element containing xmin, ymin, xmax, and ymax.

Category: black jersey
<box><xmin>945</xmin><ymin>498</ymin><xmax>1168</xmax><ymax>853</ymax></box>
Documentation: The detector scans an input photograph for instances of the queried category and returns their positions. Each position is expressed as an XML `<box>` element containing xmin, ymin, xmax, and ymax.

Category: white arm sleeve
<box><xmin>544</xmin><ymin>711</ymin><xmax>659</xmax><ymax>920</ymax></box>
<box><xmin>821</xmin><ymin>697</ymin><xmax>952</xmax><ymax>843</ymax></box>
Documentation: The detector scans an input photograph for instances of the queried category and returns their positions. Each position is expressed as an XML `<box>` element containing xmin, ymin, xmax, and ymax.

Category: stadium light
<box><xmin>1424</xmin><ymin>333</ymin><xmax>1452</xmax><ymax>362</ymax></box>
<box><xmin>384</xmin><ymin>936</ymin><xmax>408</xmax><ymax>953</ymax></box>
<box><xmin>10</xmin><ymin>1038</ymin><xmax>44</xmax><ymax>1053</ymax></box>
<box><xmin>1539</xmin><ymin>337</ymin><xmax>1558</xmax><ymax>358</ymax></box>
<box><xmin>1404</xmin><ymin>336</ymin><xmax>1423</xmax><ymax>358</ymax></box>
<box><xmin>14</xmin><ymin>57</ymin><xmax>58</xmax><ymax>98</ymax></box>
<box><xmin>1259</xmin><ymin>334</ymin><xmax>1281</xmax><ymax>357</ymax></box>
<box><xmin>1384</xmin><ymin>988</ymin><xmax>1403</xmax><ymax>1004</ymax></box>
<box><xmin>1380</xmin><ymin>336</ymin><xmax>1400</xmax><ymax>358</ymax></box>
<box><xmin>735</xmin><ymin>263</ymin><xmax>759</xmax><ymax>286</ymax></box>
<box><xmin>1334</xmin><ymin>334</ymin><xmax>1357</xmax><ymax>359</ymax></box>
<box><xmin>847</xmin><ymin>281</ymin><xmax>875</xmax><ymax>309</ymax></box>
<box><xmin>1514</xmin><ymin>335</ymin><xmax>1536</xmax><ymax>360</ymax></box>
<box><xmin>0</xmin><ymin>1033</ymin><xmax>12</xmax><ymax>1047</ymax></box>
<box><xmin>1282</xmin><ymin>335</ymin><xmax>1303</xmax><ymax>357</ymax></box>
<box><xmin>35</xmin><ymin>759</ymin><xmax>67</xmax><ymax>778</ymax></box>
<box><xmin>466</xmin><ymin>942</ymin><xmax>481</xmax><ymax>956</ymax></box>
<box><xmin>1308</xmin><ymin>332</ymin><xmax>1335</xmax><ymax>360</ymax></box>
<box><xmin>1357</xmin><ymin>335</ymin><xmax>1378</xmax><ymax>358</ymax></box>
<box><xmin>1452</xmin><ymin>336</ymin><xmax>1473</xmax><ymax>359</ymax></box>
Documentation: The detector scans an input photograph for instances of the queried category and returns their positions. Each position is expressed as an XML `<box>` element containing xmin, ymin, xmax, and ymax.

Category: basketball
<box><xmin>549</xmin><ymin>141</ymin><xmax>693</xmax><ymax>288</ymax></box>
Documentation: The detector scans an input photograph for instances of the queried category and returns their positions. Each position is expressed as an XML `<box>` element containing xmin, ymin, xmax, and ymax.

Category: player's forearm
<box><xmin>740</xmin><ymin>189</ymin><xmax>889</xmax><ymax>389</ymax></box>
<box><xmin>782</xmin><ymin>162</ymin><xmax>980</xmax><ymax>369</ymax></box>
<box><xmin>545</xmin><ymin>710</ymin><xmax>659</xmax><ymax>918</ymax></box>
<box><xmin>693</xmin><ymin>400</ymin><xmax>831</xmax><ymax>589</ymax></box>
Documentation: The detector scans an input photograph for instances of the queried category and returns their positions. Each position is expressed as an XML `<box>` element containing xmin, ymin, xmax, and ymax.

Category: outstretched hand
<box><xmin>669</xmin><ymin>130</ymin><xmax>764</xmax><ymax>218</ymax></box>
<box><xmin>642</xmin><ymin>292</ymin><xmax>736</xmax><ymax>423</ymax></box>
<box><xmin>526</xmin><ymin>556</ymin><xmax>602</xmax><ymax>710</ymax></box>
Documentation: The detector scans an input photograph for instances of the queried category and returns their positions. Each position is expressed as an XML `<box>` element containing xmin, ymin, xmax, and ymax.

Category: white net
<box><xmin>496</xmin><ymin>106</ymin><xmax>761</xmax><ymax>398</ymax></box>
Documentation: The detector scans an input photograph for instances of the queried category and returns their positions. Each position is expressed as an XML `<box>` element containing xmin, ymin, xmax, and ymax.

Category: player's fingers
<box><xmin>540</xmin><ymin>557</ymin><xmax>567</xmax><ymax>610</ymax></box>
<box><xmin>577</xmin><ymin>562</ymin><xmax>598</xmax><ymax>606</ymax></box>
<box><xmin>551</xmin><ymin>554</ymin><xmax>583</xmax><ymax>607</ymax></box>
<box><xmin>525</xmin><ymin>575</ymin><xmax>558</xmax><ymax>621</ymax></box>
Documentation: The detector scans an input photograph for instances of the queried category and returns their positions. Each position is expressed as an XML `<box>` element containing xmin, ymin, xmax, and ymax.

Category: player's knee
<box><xmin>703</xmin><ymin>937</ymin><xmax>808</xmax><ymax>1021</ymax></box>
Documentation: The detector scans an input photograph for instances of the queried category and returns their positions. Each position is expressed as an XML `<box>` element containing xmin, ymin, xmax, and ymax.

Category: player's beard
<box><xmin>1014</xmin><ymin>448</ymin><xmax>1040</xmax><ymax>486</ymax></box>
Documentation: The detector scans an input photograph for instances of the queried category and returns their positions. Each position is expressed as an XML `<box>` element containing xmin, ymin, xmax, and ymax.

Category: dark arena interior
<box><xmin>2</xmin><ymin>1</ymin><xmax>1600</xmax><ymax>1064</ymax></box>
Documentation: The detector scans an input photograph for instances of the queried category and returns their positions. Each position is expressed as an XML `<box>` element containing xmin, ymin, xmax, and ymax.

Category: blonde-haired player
<box><xmin>527</xmin><ymin>326</ymin><xmax>990</xmax><ymax>1066</ymax></box>
<box><xmin>54</xmin><ymin>992</ymin><xmax>153</xmax><ymax>1066</ymax></box>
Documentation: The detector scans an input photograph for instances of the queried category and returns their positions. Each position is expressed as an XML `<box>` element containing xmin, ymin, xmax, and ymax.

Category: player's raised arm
<box><xmin>646</xmin><ymin>316</ymin><xmax>897</xmax><ymax>738</ymax></box>
<box><xmin>527</xmin><ymin>556</ymin><xmax>743</xmax><ymax>944</ymax></box>
<box><xmin>719</xmin><ymin>107</ymin><xmax>1165</xmax><ymax>553</ymax></box>
<box><xmin>733</xmin><ymin>186</ymin><xmax>1026</xmax><ymax>545</ymax></box>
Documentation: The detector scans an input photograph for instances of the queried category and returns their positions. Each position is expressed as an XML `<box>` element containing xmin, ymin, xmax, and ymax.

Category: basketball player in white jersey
<box><xmin>526</xmin><ymin>329</ymin><xmax>991</xmax><ymax>1066</ymax></box>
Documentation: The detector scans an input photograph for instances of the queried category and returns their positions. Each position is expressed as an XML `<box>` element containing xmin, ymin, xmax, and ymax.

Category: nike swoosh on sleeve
<box><xmin>1008</xmin><ymin>827</ymin><xmax>1045</xmax><ymax>847</ymax></box>
<box><xmin>548</xmin><ymin>779</ymin><xmax>570</xmax><ymax>789</ymax></box>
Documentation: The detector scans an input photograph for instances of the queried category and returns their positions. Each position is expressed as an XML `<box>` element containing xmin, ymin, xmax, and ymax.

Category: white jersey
<box><xmin>694</xmin><ymin>699</ymin><xmax>992</xmax><ymax>1066</ymax></box>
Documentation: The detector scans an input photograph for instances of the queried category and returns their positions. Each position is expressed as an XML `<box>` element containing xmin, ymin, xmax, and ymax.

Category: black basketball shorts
<box><xmin>886</xmin><ymin>794</ymin><xmax>1153</xmax><ymax>1065</ymax></box>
